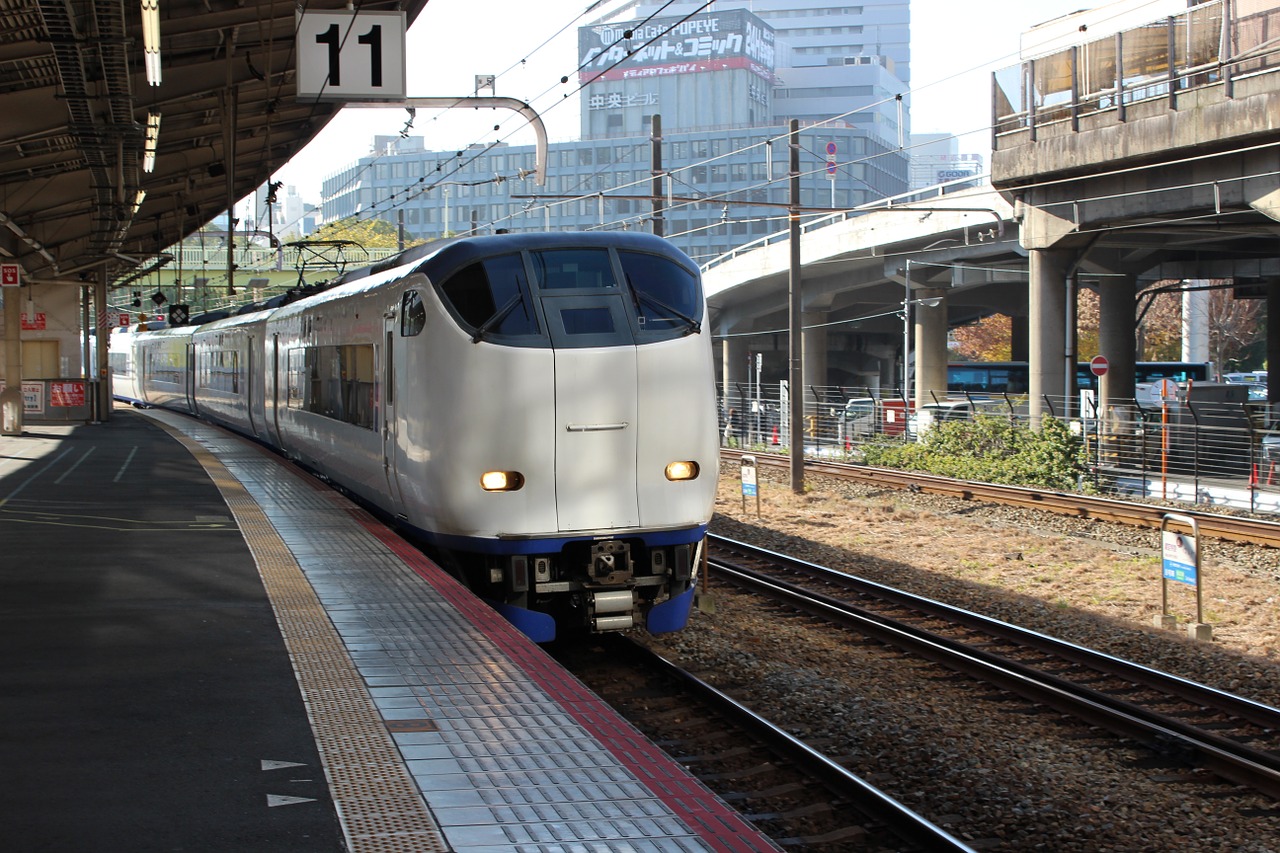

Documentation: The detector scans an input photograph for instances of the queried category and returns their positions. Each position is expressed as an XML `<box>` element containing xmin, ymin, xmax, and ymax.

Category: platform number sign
<box><xmin>1</xmin><ymin>263</ymin><xmax>19</xmax><ymax>287</ymax></box>
<box><xmin>296</xmin><ymin>11</ymin><xmax>406</xmax><ymax>102</ymax></box>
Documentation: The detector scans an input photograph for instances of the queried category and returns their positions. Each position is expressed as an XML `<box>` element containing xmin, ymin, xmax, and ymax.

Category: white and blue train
<box><xmin>110</xmin><ymin>232</ymin><xmax>719</xmax><ymax>642</ymax></box>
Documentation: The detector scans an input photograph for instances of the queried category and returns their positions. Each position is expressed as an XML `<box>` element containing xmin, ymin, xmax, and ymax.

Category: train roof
<box><xmin>335</xmin><ymin>231</ymin><xmax>696</xmax><ymax>288</ymax></box>
<box><xmin>123</xmin><ymin>233</ymin><xmax>699</xmax><ymax>334</ymax></box>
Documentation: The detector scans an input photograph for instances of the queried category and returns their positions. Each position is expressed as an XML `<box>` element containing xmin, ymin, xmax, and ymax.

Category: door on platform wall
<box><xmin>22</xmin><ymin>340</ymin><xmax>59</xmax><ymax>379</ymax></box>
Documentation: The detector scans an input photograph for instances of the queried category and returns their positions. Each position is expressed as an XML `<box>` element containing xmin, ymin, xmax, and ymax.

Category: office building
<box><xmin>320</xmin><ymin>0</ymin><xmax>913</xmax><ymax>264</ymax></box>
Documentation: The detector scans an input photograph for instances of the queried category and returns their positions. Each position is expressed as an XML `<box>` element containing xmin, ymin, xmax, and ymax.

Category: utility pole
<box><xmin>650</xmin><ymin>114</ymin><xmax>663</xmax><ymax>237</ymax></box>
<box><xmin>788</xmin><ymin>120</ymin><xmax>804</xmax><ymax>495</ymax></box>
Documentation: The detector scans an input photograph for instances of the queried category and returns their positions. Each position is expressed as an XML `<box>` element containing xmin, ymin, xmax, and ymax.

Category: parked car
<box><xmin>907</xmin><ymin>398</ymin><xmax>1006</xmax><ymax>439</ymax></box>
<box><xmin>840</xmin><ymin>398</ymin><xmax>878</xmax><ymax>440</ymax></box>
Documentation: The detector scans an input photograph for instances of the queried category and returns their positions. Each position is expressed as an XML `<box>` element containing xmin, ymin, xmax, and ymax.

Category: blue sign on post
<box><xmin>1162</xmin><ymin>530</ymin><xmax>1197</xmax><ymax>586</ymax></box>
<box><xmin>1159</xmin><ymin>513</ymin><xmax>1205</xmax><ymax>634</ymax></box>
<box><xmin>740</xmin><ymin>455</ymin><xmax>760</xmax><ymax>516</ymax></box>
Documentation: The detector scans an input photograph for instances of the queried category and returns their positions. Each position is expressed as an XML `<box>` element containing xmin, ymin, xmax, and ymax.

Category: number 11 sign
<box><xmin>296</xmin><ymin>11</ymin><xmax>407</xmax><ymax>102</ymax></box>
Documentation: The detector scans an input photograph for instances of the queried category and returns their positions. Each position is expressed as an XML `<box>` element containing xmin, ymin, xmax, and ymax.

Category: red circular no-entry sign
<box><xmin>1090</xmin><ymin>355</ymin><xmax>1109</xmax><ymax>377</ymax></box>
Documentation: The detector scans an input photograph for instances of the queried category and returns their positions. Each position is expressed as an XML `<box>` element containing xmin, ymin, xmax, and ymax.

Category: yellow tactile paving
<box><xmin>148</xmin><ymin>416</ymin><xmax>448</xmax><ymax>853</ymax></box>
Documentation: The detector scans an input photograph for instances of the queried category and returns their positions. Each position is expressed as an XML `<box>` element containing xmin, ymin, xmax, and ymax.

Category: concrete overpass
<box><xmin>703</xmin><ymin>181</ymin><xmax>1027</xmax><ymax>409</ymax></box>
<box><xmin>704</xmin><ymin>0</ymin><xmax>1280</xmax><ymax>425</ymax></box>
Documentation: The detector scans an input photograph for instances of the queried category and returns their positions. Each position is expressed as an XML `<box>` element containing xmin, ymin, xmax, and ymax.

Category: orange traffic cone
<box><xmin>771</xmin><ymin>425</ymin><xmax>779</xmax><ymax>445</ymax></box>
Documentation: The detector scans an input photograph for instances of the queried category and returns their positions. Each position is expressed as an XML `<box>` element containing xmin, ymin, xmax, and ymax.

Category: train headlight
<box><xmin>480</xmin><ymin>470</ymin><xmax>525</xmax><ymax>492</ymax></box>
<box><xmin>664</xmin><ymin>461</ymin><xmax>700</xmax><ymax>481</ymax></box>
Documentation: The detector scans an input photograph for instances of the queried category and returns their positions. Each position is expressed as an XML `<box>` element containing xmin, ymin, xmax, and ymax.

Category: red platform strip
<box><xmin>347</xmin><ymin>508</ymin><xmax>779</xmax><ymax>853</ymax></box>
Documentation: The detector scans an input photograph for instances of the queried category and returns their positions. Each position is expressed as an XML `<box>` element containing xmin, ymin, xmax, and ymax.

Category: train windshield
<box><xmin>528</xmin><ymin>248</ymin><xmax>617</xmax><ymax>290</ymax></box>
<box><xmin>618</xmin><ymin>250</ymin><xmax>701</xmax><ymax>335</ymax></box>
<box><xmin>437</xmin><ymin>253</ymin><xmax>539</xmax><ymax>341</ymax></box>
<box><xmin>432</xmin><ymin>241</ymin><xmax>703</xmax><ymax>348</ymax></box>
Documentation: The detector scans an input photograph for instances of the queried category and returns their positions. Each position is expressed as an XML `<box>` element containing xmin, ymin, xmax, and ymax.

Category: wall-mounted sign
<box><xmin>579</xmin><ymin>9</ymin><xmax>775</xmax><ymax>84</ymax></box>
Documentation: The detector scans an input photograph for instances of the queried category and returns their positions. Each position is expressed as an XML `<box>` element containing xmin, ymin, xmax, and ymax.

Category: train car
<box><xmin>191</xmin><ymin>312</ymin><xmax>271</xmax><ymax>442</ymax></box>
<box><xmin>109</xmin><ymin>322</ymin><xmax>196</xmax><ymax>411</ymax></box>
<box><xmin>110</xmin><ymin>232</ymin><xmax>719</xmax><ymax>642</ymax></box>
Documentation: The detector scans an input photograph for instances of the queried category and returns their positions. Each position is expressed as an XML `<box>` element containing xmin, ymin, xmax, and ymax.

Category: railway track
<box><xmin>720</xmin><ymin>449</ymin><xmax>1280</xmax><ymax>548</ymax></box>
<box><xmin>555</xmin><ymin>635</ymin><xmax>981</xmax><ymax>852</ymax></box>
<box><xmin>707</xmin><ymin>534</ymin><xmax>1280</xmax><ymax>802</ymax></box>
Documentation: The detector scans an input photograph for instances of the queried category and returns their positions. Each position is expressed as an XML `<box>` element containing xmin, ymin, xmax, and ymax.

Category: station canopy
<box><xmin>0</xmin><ymin>0</ymin><xmax>431</xmax><ymax>289</ymax></box>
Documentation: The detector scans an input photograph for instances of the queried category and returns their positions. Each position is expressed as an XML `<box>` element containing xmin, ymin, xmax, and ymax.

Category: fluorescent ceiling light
<box><xmin>142</xmin><ymin>0</ymin><xmax>161</xmax><ymax>85</ymax></box>
<box><xmin>143</xmin><ymin>112</ymin><xmax>160</xmax><ymax>172</ymax></box>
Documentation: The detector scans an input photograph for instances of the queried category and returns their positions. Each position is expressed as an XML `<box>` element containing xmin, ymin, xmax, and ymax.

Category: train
<box><xmin>108</xmin><ymin>232</ymin><xmax>720</xmax><ymax>643</ymax></box>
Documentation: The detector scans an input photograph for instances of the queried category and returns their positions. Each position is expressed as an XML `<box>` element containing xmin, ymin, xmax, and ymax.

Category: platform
<box><xmin>0</xmin><ymin>408</ymin><xmax>778</xmax><ymax>852</ymax></box>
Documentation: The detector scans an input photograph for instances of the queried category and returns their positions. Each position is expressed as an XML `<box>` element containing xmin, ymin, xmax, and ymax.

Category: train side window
<box><xmin>401</xmin><ymin>290</ymin><xmax>426</xmax><ymax>337</ymax></box>
<box><xmin>437</xmin><ymin>254</ymin><xmax>538</xmax><ymax>338</ymax></box>
<box><xmin>529</xmin><ymin>248</ymin><xmax>616</xmax><ymax>290</ymax></box>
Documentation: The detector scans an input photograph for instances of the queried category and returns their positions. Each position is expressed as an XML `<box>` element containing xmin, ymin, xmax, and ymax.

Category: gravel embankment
<box><xmin>638</xmin><ymin>466</ymin><xmax>1280</xmax><ymax>852</ymax></box>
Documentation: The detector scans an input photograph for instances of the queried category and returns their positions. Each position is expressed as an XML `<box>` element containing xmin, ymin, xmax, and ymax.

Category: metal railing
<box><xmin>993</xmin><ymin>0</ymin><xmax>1280</xmax><ymax>143</ymax></box>
<box><xmin>718</xmin><ymin>383</ymin><xmax>1280</xmax><ymax>514</ymax></box>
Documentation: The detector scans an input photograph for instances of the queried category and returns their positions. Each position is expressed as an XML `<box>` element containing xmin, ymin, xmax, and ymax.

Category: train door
<box><xmin>545</xmin><ymin>294</ymin><xmax>640</xmax><ymax>531</ymax></box>
<box><xmin>381</xmin><ymin>314</ymin><xmax>405</xmax><ymax>516</ymax></box>
<box><xmin>185</xmin><ymin>342</ymin><xmax>195</xmax><ymax>412</ymax></box>
<box><xmin>267</xmin><ymin>333</ymin><xmax>283</xmax><ymax>450</ymax></box>
<box><xmin>246</xmin><ymin>335</ymin><xmax>258</xmax><ymax>436</ymax></box>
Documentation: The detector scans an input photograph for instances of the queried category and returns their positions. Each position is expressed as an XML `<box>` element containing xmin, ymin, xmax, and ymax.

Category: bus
<box><xmin>945</xmin><ymin>361</ymin><xmax>1214</xmax><ymax>395</ymax></box>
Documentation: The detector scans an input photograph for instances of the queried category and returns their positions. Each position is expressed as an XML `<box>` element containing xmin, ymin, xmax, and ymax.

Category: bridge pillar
<box><xmin>1269</xmin><ymin>280</ymin><xmax>1280</xmax><ymax>417</ymax></box>
<box><xmin>802</xmin><ymin>310</ymin><xmax>828</xmax><ymax>402</ymax></box>
<box><xmin>721</xmin><ymin>334</ymin><xmax>749</xmax><ymax>414</ymax></box>
<box><xmin>914</xmin><ymin>289</ymin><xmax>948</xmax><ymax>406</ymax></box>
<box><xmin>1098</xmin><ymin>274</ymin><xmax>1137</xmax><ymax>435</ymax></box>
<box><xmin>1029</xmin><ymin>248</ymin><xmax>1071</xmax><ymax>423</ymax></box>
<box><xmin>1011</xmin><ymin>316</ymin><xmax>1029</xmax><ymax>362</ymax></box>
<box><xmin>1</xmin><ymin>285</ymin><xmax>21</xmax><ymax>435</ymax></box>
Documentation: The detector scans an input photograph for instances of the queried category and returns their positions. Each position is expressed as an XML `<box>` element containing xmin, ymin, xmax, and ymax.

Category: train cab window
<box><xmin>618</xmin><ymin>250</ymin><xmax>702</xmax><ymax>338</ymax></box>
<box><xmin>401</xmin><ymin>290</ymin><xmax>426</xmax><ymax>337</ymax></box>
<box><xmin>529</xmin><ymin>248</ymin><xmax>617</xmax><ymax>290</ymax></box>
<box><xmin>437</xmin><ymin>253</ymin><xmax>539</xmax><ymax>340</ymax></box>
<box><xmin>560</xmin><ymin>307</ymin><xmax>614</xmax><ymax>335</ymax></box>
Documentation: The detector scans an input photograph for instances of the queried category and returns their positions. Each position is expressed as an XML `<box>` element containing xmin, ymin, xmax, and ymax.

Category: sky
<box><xmin>270</xmin><ymin>0</ymin><xmax>1110</xmax><ymax>203</ymax></box>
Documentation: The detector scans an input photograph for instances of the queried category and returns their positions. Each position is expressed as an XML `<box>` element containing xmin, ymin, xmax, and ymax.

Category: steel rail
<box><xmin>707</xmin><ymin>538</ymin><xmax>1280</xmax><ymax>800</ymax></box>
<box><xmin>619</xmin><ymin>638</ymin><xmax>980</xmax><ymax>853</ymax></box>
<box><xmin>710</xmin><ymin>534</ymin><xmax>1280</xmax><ymax>731</ymax></box>
<box><xmin>721</xmin><ymin>449</ymin><xmax>1280</xmax><ymax>548</ymax></box>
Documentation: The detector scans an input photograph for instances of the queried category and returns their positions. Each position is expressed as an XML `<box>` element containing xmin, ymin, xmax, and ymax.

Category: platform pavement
<box><xmin>0</xmin><ymin>413</ymin><xmax>346</xmax><ymax>851</ymax></box>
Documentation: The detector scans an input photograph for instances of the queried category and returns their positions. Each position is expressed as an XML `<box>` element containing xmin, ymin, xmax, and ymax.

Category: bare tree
<box><xmin>1208</xmin><ymin>285</ymin><xmax>1265</xmax><ymax>373</ymax></box>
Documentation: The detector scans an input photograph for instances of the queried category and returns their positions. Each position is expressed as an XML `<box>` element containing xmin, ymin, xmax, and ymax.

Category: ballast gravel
<box><xmin>637</xmin><ymin>465</ymin><xmax>1280</xmax><ymax>852</ymax></box>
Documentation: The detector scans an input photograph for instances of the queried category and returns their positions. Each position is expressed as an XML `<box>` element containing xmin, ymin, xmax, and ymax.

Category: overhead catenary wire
<box><xmin>294</xmin><ymin>0</ymin><xmax>1271</xmax><ymax>257</ymax></box>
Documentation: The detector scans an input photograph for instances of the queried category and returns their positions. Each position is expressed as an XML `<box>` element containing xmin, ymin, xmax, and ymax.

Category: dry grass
<box><xmin>712</xmin><ymin>472</ymin><xmax>1280</xmax><ymax>662</ymax></box>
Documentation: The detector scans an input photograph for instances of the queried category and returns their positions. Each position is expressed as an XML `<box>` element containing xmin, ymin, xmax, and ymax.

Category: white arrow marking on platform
<box><xmin>267</xmin><ymin>795</ymin><xmax>317</xmax><ymax>807</ymax></box>
<box><xmin>261</xmin><ymin>760</ymin><xmax>308</xmax><ymax>771</ymax></box>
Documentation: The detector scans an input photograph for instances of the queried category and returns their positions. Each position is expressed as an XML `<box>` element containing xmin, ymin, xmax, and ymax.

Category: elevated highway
<box><xmin>703</xmin><ymin>0</ymin><xmax>1280</xmax><ymax>425</ymax></box>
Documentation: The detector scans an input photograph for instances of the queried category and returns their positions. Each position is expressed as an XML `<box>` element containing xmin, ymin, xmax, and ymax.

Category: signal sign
<box><xmin>1</xmin><ymin>263</ymin><xmax>19</xmax><ymax>287</ymax></box>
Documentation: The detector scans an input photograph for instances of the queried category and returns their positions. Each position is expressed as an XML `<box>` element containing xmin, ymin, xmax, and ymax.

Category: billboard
<box><xmin>579</xmin><ymin>9</ymin><xmax>775</xmax><ymax>84</ymax></box>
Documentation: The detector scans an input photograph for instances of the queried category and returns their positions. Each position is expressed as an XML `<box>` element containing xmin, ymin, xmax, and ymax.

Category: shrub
<box><xmin>860</xmin><ymin>415</ymin><xmax>1085</xmax><ymax>491</ymax></box>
